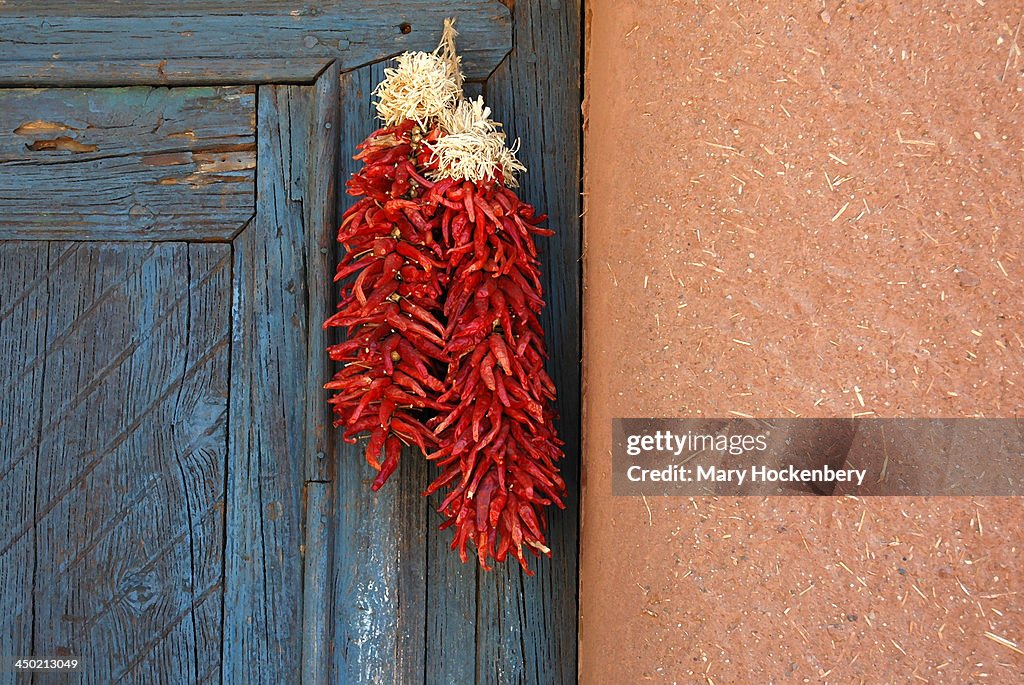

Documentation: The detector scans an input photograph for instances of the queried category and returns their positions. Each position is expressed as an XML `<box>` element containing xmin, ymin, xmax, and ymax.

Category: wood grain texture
<box><xmin>0</xmin><ymin>1</ymin><xmax>511</xmax><ymax>85</ymax></box>
<box><xmin>0</xmin><ymin>6</ymin><xmax>574</xmax><ymax>682</ymax></box>
<box><xmin>223</xmin><ymin>77</ymin><xmax>339</xmax><ymax>684</ymax></box>
<box><xmin>0</xmin><ymin>86</ymin><xmax>255</xmax><ymax>241</ymax></box>
<box><xmin>300</xmin><ymin>65</ymin><xmax>340</xmax><ymax>685</ymax></box>
<box><xmin>329</xmin><ymin>75</ymin><xmax>493</xmax><ymax>685</ymax></box>
<box><xmin>0</xmin><ymin>241</ymin><xmax>231</xmax><ymax>683</ymax></box>
<box><xmin>329</xmin><ymin>63</ymin><xmax>488</xmax><ymax>684</ymax></box>
<box><xmin>331</xmin><ymin>62</ymin><xmax>426</xmax><ymax>685</ymax></box>
<box><xmin>0</xmin><ymin>58</ymin><xmax>335</xmax><ymax>87</ymax></box>
<box><xmin>303</xmin><ymin>64</ymin><xmax>341</xmax><ymax>485</ymax></box>
<box><xmin>0</xmin><ymin>244</ymin><xmax>49</xmax><ymax>679</ymax></box>
<box><xmin>331</xmin><ymin>444</ymin><xmax>431</xmax><ymax>684</ymax></box>
<box><xmin>423</xmin><ymin>484</ymin><xmax>477</xmax><ymax>685</ymax></box>
<box><xmin>301</xmin><ymin>482</ymin><xmax>334</xmax><ymax>685</ymax></box>
<box><xmin>481</xmin><ymin>0</ymin><xmax>582</xmax><ymax>681</ymax></box>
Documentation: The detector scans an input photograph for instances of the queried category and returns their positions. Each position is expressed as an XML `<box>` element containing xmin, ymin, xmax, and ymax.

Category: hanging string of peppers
<box><xmin>324</xmin><ymin>20</ymin><xmax>565</xmax><ymax>574</ymax></box>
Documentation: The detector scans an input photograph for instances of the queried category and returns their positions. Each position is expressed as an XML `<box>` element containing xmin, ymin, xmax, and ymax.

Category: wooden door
<box><xmin>0</xmin><ymin>2</ymin><xmax>579</xmax><ymax>683</ymax></box>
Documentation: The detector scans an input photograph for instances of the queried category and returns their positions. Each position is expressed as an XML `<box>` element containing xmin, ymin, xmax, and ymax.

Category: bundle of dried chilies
<box><xmin>323</xmin><ymin>119</ymin><xmax>446</xmax><ymax>492</ymax></box>
<box><xmin>324</xmin><ymin>21</ymin><xmax>564</xmax><ymax>573</ymax></box>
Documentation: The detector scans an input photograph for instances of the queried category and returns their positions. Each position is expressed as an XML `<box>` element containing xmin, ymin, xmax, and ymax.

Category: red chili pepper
<box><xmin>324</xmin><ymin>120</ymin><xmax>447</xmax><ymax>487</ymax></box>
<box><xmin>325</xmin><ymin>111</ymin><xmax>565</xmax><ymax>576</ymax></box>
<box><xmin>425</xmin><ymin>177</ymin><xmax>566</xmax><ymax>575</ymax></box>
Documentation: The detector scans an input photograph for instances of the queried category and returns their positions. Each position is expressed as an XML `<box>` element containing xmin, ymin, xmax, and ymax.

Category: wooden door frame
<box><xmin>0</xmin><ymin>2</ymin><xmax>511</xmax><ymax>86</ymax></box>
<box><xmin>1</xmin><ymin>1</ymin><xmax>582</xmax><ymax>682</ymax></box>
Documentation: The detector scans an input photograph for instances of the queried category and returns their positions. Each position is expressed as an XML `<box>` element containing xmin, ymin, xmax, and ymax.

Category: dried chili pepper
<box><xmin>325</xmin><ymin>21</ymin><xmax>565</xmax><ymax>575</ymax></box>
<box><xmin>324</xmin><ymin>120</ymin><xmax>447</xmax><ymax>490</ymax></box>
<box><xmin>423</xmin><ymin>174</ymin><xmax>566</xmax><ymax>575</ymax></box>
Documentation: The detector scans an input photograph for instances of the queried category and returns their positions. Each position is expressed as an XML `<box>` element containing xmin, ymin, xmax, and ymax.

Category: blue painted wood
<box><xmin>299</xmin><ymin>63</ymin><xmax>340</xmax><ymax>685</ymax></box>
<box><xmin>302</xmin><ymin>63</ymin><xmax>341</xmax><ymax>485</ymax></box>
<box><xmin>331</xmin><ymin>62</ymin><xmax>421</xmax><ymax>685</ymax></box>
<box><xmin>301</xmin><ymin>482</ymin><xmax>334</xmax><ymax>685</ymax></box>
<box><xmin>479</xmin><ymin>0</ymin><xmax>582</xmax><ymax>681</ymax></box>
<box><xmin>0</xmin><ymin>244</ymin><xmax>49</xmax><ymax>683</ymax></box>
<box><xmin>0</xmin><ymin>58</ymin><xmax>336</xmax><ymax>87</ymax></box>
<box><xmin>329</xmin><ymin>60</ymin><xmax>492</xmax><ymax>685</ymax></box>
<box><xmin>0</xmin><ymin>241</ymin><xmax>231</xmax><ymax>683</ymax></box>
<box><xmin>420</xmin><ymin>79</ymin><xmax>487</xmax><ymax>685</ymax></box>
<box><xmin>423</xmin><ymin>488</ymin><xmax>478</xmax><ymax>684</ymax></box>
<box><xmin>0</xmin><ymin>1</ymin><xmax>512</xmax><ymax>85</ymax></box>
<box><xmin>221</xmin><ymin>67</ymin><xmax>344</xmax><ymax>684</ymax></box>
<box><xmin>0</xmin><ymin>86</ymin><xmax>255</xmax><ymax>241</ymax></box>
<box><xmin>222</xmin><ymin>83</ymin><xmax>321</xmax><ymax>684</ymax></box>
<box><xmin>0</xmin><ymin>5</ymin><xmax>564</xmax><ymax>683</ymax></box>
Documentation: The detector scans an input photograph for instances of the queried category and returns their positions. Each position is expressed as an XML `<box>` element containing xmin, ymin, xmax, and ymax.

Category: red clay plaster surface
<box><xmin>581</xmin><ymin>0</ymin><xmax>1023</xmax><ymax>681</ymax></box>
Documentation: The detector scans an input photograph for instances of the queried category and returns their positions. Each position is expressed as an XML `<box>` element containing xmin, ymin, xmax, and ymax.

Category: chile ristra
<box><xmin>324</xmin><ymin>20</ymin><xmax>566</xmax><ymax>574</ymax></box>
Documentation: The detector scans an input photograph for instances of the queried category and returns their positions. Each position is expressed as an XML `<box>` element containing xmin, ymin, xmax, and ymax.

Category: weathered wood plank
<box><xmin>0</xmin><ymin>243</ymin><xmax>50</xmax><ymax>677</ymax></box>
<box><xmin>424</xmin><ymin>484</ymin><xmax>478</xmax><ymax>684</ymax></box>
<box><xmin>331</xmin><ymin>458</ymin><xmax>402</xmax><ymax>685</ymax></box>
<box><xmin>478</xmin><ymin>0</ymin><xmax>582</xmax><ymax>681</ymax></box>
<box><xmin>303</xmin><ymin>63</ymin><xmax>340</xmax><ymax>484</ymax></box>
<box><xmin>331</xmin><ymin>62</ymin><xmax>415</xmax><ymax>685</ymax></box>
<box><xmin>0</xmin><ymin>241</ymin><xmax>231</xmax><ymax>683</ymax></box>
<box><xmin>0</xmin><ymin>86</ymin><xmax>255</xmax><ymax>241</ymax></box>
<box><xmin>0</xmin><ymin>58</ymin><xmax>335</xmax><ymax>87</ymax></box>
<box><xmin>330</xmin><ymin>78</ymin><xmax>491</xmax><ymax>685</ymax></box>
<box><xmin>0</xmin><ymin>87</ymin><xmax>254</xmax><ymax>162</ymax></box>
<box><xmin>299</xmin><ymin>64</ymin><xmax>340</xmax><ymax>685</ymax></box>
<box><xmin>223</xmin><ymin>78</ymin><xmax>337</xmax><ymax>683</ymax></box>
<box><xmin>301</xmin><ymin>482</ymin><xmax>334</xmax><ymax>685</ymax></box>
<box><xmin>331</xmin><ymin>442</ymin><xmax>430</xmax><ymax>685</ymax></box>
<box><xmin>0</xmin><ymin>1</ymin><xmax>511</xmax><ymax>85</ymax></box>
<box><xmin>391</xmin><ymin>453</ymin><xmax>430</xmax><ymax>683</ymax></box>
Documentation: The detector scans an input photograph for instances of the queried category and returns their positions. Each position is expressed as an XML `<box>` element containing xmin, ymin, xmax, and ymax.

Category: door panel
<box><xmin>0</xmin><ymin>86</ymin><xmax>255</xmax><ymax>241</ymax></box>
<box><xmin>0</xmin><ymin>242</ymin><xmax>230</xmax><ymax>682</ymax></box>
<box><xmin>0</xmin><ymin>72</ymin><xmax>337</xmax><ymax>683</ymax></box>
